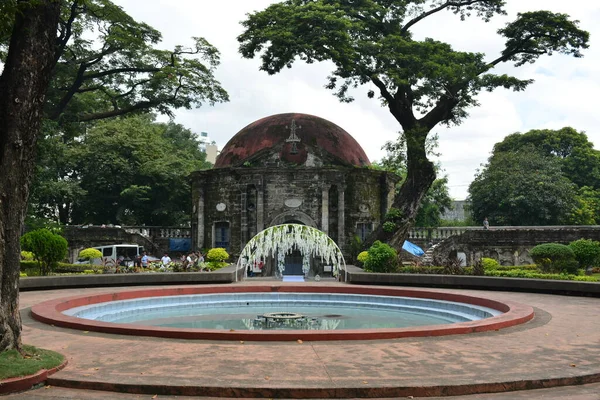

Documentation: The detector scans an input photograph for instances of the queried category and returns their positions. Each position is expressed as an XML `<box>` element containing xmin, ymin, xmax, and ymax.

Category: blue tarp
<box><xmin>169</xmin><ymin>238</ymin><xmax>191</xmax><ymax>252</ymax></box>
<box><xmin>402</xmin><ymin>240</ymin><xmax>424</xmax><ymax>257</ymax></box>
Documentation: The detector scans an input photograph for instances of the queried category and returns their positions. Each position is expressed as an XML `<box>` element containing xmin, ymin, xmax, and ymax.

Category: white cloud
<box><xmin>113</xmin><ymin>0</ymin><xmax>599</xmax><ymax>200</ymax></box>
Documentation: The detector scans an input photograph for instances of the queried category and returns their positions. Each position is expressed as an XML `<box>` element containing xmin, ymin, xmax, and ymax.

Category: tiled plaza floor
<box><xmin>9</xmin><ymin>282</ymin><xmax>600</xmax><ymax>398</ymax></box>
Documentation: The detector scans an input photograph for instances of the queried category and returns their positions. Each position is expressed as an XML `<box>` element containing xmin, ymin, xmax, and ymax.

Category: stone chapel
<box><xmin>190</xmin><ymin>112</ymin><xmax>398</xmax><ymax>276</ymax></box>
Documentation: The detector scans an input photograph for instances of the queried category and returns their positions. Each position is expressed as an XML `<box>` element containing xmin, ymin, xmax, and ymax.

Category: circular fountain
<box><xmin>31</xmin><ymin>285</ymin><xmax>534</xmax><ymax>341</ymax></box>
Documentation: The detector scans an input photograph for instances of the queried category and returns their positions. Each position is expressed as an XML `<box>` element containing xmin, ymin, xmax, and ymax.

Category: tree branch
<box><xmin>78</xmin><ymin>99</ymin><xmax>169</xmax><ymax>122</ymax></box>
<box><xmin>55</xmin><ymin>1</ymin><xmax>83</xmax><ymax>64</ymax></box>
<box><xmin>83</xmin><ymin>66</ymin><xmax>161</xmax><ymax>80</ymax></box>
<box><xmin>401</xmin><ymin>0</ymin><xmax>485</xmax><ymax>34</ymax></box>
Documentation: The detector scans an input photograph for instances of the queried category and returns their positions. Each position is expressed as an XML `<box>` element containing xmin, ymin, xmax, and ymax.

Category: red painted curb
<box><xmin>0</xmin><ymin>359</ymin><xmax>68</xmax><ymax>395</ymax></box>
<box><xmin>31</xmin><ymin>285</ymin><xmax>534</xmax><ymax>341</ymax></box>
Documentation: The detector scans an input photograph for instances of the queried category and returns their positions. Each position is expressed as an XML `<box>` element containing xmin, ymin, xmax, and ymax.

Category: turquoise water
<box><xmin>64</xmin><ymin>292</ymin><xmax>501</xmax><ymax>331</ymax></box>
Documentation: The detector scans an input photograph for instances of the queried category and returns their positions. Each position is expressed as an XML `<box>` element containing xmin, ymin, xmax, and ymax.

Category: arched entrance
<box><xmin>237</xmin><ymin>224</ymin><xmax>346</xmax><ymax>281</ymax></box>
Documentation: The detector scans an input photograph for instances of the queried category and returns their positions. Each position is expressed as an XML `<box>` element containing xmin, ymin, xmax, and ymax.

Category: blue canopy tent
<box><xmin>402</xmin><ymin>240</ymin><xmax>424</xmax><ymax>257</ymax></box>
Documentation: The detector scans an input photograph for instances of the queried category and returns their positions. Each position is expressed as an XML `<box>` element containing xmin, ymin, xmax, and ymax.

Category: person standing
<box><xmin>141</xmin><ymin>252</ymin><xmax>149</xmax><ymax>269</ymax></box>
<box><xmin>483</xmin><ymin>217</ymin><xmax>490</xmax><ymax>230</ymax></box>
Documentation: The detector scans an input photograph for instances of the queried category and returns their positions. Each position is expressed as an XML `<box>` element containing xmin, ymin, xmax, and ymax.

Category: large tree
<box><xmin>468</xmin><ymin>148</ymin><xmax>578</xmax><ymax>226</ymax></box>
<box><xmin>0</xmin><ymin>0</ymin><xmax>228</xmax><ymax>352</ymax></box>
<box><xmin>238</xmin><ymin>0</ymin><xmax>589</xmax><ymax>249</ymax></box>
<box><xmin>0</xmin><ymin>0</ymin><xmax>61</xmax><ymax>352</ymax></box>
<box><xmin>5</xmin><ymin>0</ymin><xmax>229</xmax><ymax>225</ymax></box>
<box><xmin>67</xmin><ymin>115</ymin><xmax>211</xmax><ymax>226</ymax></box>
<box><xmin>492</xmin><ymin>127</ymin><xmax>600</xmax><ymax>189</ymax></box>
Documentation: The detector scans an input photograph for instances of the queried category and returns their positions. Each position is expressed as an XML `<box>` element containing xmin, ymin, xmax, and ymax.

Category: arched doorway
<box><xmin>237</xmin><ymin>224</ymin><xmax>346</xmax><ymax>281</ymax></box>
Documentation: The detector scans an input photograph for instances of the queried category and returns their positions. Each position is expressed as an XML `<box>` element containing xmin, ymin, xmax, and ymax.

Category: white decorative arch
<box><xmin>236</xmin><ymin>224</ymin><xmax>346</xmax><ymax>281</ymax></box>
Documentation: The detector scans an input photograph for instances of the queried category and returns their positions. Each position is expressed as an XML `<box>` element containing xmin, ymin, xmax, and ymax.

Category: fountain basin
<box><xmin>31</xmin><ymin>285</ymin><xmax>534</xmax><ymax>341</ymax></box>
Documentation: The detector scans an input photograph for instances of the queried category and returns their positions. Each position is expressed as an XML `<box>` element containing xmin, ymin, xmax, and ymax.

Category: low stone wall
<box><xmin>344</xmin><ymin>266</ymin><xmax>600</xmax><ymax>297</ymax></box>
<box><xmin>19</xmin><ymin>265</ymin><xmax>240</xmax><ymax>291</ymax></box>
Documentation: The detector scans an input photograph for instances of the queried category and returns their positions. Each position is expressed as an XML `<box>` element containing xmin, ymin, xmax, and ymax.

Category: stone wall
<box><xmin>431</xmin><ymin>226</ymin><xmax>600</xmax><ymax>266</ymax></box>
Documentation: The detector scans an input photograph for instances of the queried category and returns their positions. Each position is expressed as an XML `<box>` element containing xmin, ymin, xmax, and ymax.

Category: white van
<box><xmin>78</xmin><ymin>244</ymin><xmax>143</xmax><ymax>266</ymax></box>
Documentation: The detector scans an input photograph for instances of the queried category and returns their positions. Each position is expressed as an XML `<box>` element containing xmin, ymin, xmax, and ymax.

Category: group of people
<box><xmin>161</xmin><ymin>251</ymin><xmax>206</xmax><ymax>271</ymax></box>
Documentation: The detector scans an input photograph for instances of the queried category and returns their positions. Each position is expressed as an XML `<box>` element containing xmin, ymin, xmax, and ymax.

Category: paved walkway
<box><xmin>9</xmin><ymin>283</ymin><xmax>600</xmax><ymax>398</ymax></box>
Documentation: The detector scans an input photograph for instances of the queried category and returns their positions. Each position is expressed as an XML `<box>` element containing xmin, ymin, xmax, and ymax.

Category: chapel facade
<box><xmin>190</xmin><ymin>113</ymin><xmax>397</xmax><ymax>276</ymax></box>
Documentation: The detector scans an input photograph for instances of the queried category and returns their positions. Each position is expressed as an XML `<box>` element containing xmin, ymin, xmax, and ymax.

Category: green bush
<box><xmin>357</xmin><ymin>251</ymin><xmax>369</xmax><ymax>265</ymax></box>
<box><xmin>484</xmin><ymin>269</ymin><xmax>598</xmax><ymax>282</ymax></box>
<box><xmin>530</xmin><ymin>243</ymin><xmax>578</xmax><ymax>274</ymax></box>
<box><xmin>568</xmin><ymin>239</ymin><xmax>600</xmax><ymax>270</ymax></box>
<box><xmin>382</xmin><ymin>221</ymin><xmax>396</xmax><ymax>232</ymax></box>
<box><xmin>364</xmin><ymin>241</ymin><xmax>398</xmax><ymax>273</ymax></box>
<box><xmin>397</xmin><ymin>266</ymin><xmax>445</xmax><ymax>274</ymax></box>
<box><xmin>19</xmin><ymin>272</ymin><xmax>27</xmax><ymax>278</ymax></box>
<box><xmin>20</xmin><ymin>251</ymin><xmax>34</xmax><ymax>261</ymax></box>
<box><xmin>481</xmin><ymin>257</ymin><xmax>500</xmax><ymax>270</ymax></box>
<box><xmin>78</xmin><ymin>248</ymin><xmax>102</xmax><ymax>263</ymax></box>
<box><xmin>207</xmin><ymin>248</ymin><xmax>229</xmax><ymax>262</ymax></box>
<box><xmin>20</xmin><ymin>229</ymin><xmax>68</xmax><ymax>276</ymax></box>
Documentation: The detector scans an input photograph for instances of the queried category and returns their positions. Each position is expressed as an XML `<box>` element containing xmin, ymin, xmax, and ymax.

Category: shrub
<box><xmin>530</xmin><ymin>243</ymin><xmax>578</xmax><ymax>274</ymax></box>
<box><xmin>207</xmin><ymin>248</ymin><xmax>230</xmax><ymax>271</ymax></box>
<box><xmin>382</xmin><ymin>221</ymin><xmax>396</xmax><ymax>232</ymax></box>
<box><xmin>78</xmin><ymin>248</ymin><xmax>103</xmax><ymax>263</ymax></box>
<box><xmin>568</xmin><ymin>239</ymin><xmax>600</xmax><ymax>270</ymax></box>
<box><xmin>481</xmin><ymin>257</ymin><xmax>500</xmax><ymax>270</ymax></box>
<box><xmin>357</xmin><ymin>251</ymin><xmax>369</xmax><ymax>265</ymax></box>
<box><xmin>19</xmin><ymin>272</ymin><xmax>27</xmax><ymax>278</ymax></box>
<box><xmin>20</xmin><ymin>251</ymin><xmax>34</xmax><ymax>261</ymax></box>
<box><xmin>364</xmin><ymin>241</ymin><xmax>398</xmax><ymax>273</ymax></box>
<box><xmin>20</xmin><ymin>229</ymin><xmax>68</xmax><ymax>276</ymax></box>
<box><xmin>207</xmin><ymin>248</ymin><xmax>229</xmax><ymax>262</ymax></box>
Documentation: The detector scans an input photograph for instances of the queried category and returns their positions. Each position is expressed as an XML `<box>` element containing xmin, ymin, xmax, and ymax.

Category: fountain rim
<box><xmin>30</xmin><ymin>285</ymin><xmax>534</xmax><ymax>341</ymax></box>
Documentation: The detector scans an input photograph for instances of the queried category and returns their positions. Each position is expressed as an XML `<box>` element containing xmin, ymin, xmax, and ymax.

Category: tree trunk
<box><xmin>0</xmin><ymin>0</ymin><xmax>60</xmax><ymax>352</ymax></box>
<box><xmin>368</xmin><ymin>126</ymin><xmax>437</xmax><ymax>251</ymax></box>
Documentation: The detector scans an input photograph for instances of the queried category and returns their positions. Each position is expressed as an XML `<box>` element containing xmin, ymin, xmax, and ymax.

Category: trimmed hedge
<box><xmin>530</xmin><ymin>243</ymin><xmax>578</xmax><ymax>274</ymax></box>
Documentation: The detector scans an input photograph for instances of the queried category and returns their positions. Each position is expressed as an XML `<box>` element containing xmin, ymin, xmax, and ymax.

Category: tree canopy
<box><xmin>469</xmin><ymin>127</ymin><xmax>600</xmax><ymax>226</ymax></box>
<box><xmin>492</xmin><ymin>127</ymin><xmax>600</xmax><ymax>189</ymax></box>
<box><xmin>29</xmin><ymin>115</ymin><xmax>212</xmax><ymax>226</ymax></box>
<box><xmin>239</xmin><ymin>0</ymin><xmax>589</xmax><ymax>248</ymax></box>
<box><xmin>468</xmin><ymin>146</ymin><xmax>578</xmax><ymax>226</ymax></box>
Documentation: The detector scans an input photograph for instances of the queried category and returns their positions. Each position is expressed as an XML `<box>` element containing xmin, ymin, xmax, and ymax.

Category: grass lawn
<box><xmin>0</xmin><ymin>345</ymin><xmax>64</xmax><ymax>380</ymax></box>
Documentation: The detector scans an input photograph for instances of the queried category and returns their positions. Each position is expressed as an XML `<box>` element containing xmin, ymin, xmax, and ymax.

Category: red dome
<box><xmin>215</xmin><ymin>113</ymin><xmax>370</xmax><ymax>168</ymax></box>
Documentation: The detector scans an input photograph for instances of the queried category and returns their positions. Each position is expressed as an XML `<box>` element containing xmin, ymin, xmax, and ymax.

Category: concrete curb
<box><xmin>46</xmin><ymin>372</ymin><xmax>600</xmax><ymax>398</ymax></box>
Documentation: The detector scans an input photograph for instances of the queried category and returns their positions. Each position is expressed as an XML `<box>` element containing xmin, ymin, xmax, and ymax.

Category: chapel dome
<box><xmin>214</xmin><ymin>113</ymin><xmax>370</xmax><ymax>168</ymax></box>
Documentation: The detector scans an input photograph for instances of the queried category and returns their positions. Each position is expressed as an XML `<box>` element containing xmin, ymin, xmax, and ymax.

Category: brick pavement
<box><xmin>9</xmin><ymin>283</ymin><xmax>600</xmax><ymax>398</ymax></box>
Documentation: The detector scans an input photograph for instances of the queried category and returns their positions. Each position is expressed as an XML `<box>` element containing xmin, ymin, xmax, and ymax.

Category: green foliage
<box><xmin>20</xmin><ymin>229</ymin><xmax>68</xmax><ymax>276</ymax></box>
<box><xmin>0</xmin><ymin>0</ymin><xmax>229</xmax><ymax>126</ymax></box>
<box><xmin>493</xmin><ymin>127</ymin><xmax>600</xmax><ymax>189</ymax></box>
<box><xmin>357</xmin><ymin>251</ymin><xmax>369</xmax><ymax>265</ymax></box>
<box><xmin>484</xmin><ymin>269</ymin><xmax>597</xmax><ymax>282</ymax></box>
<box><xmin>382</xmin><ymin>221</ymin><xmax>396</xmax><ymax>233</ymax></box>
<box><xmin>207</xmin><ymin>248</ymin><xmax>229</xmax><ymax>262</ymax></box>
<box><xmin>530</xmin><ymin>243</ymin><xmax>578</xmax><ymax>274</ymax></box>
<box><xmin>468</xmin><ymin>148</ymin><xmax>578</xmax><ymax>225</ymax></box>
<box><xmin>78</xmin><ymin>248</ymin><xmax>102</xmax><ymax>262</ymax></box>
<box><xmin>17</xmin><ymin>0</ymin><xmax>229</xmax><ymax>226</ymax></box>
<box><xmin>481</xmin><ymin>257</ymin><xmax>500</xmax><ymax>270</ymax></box>
<box><xmin>20</xmin><ymin>251</ymin><xmax>34</xmax><ymax>261</ymax></box>
<box><xmin>33</xmin><ymin>115</ymin><xmax>213</xmax><ymax>225</ymax></box>
<box><xmin>364</xmin><ymin>241</ymin><xmax>398</xmax><ymax>273</ymax></box>
<box><xmin>240</xmin><ymin>2</ymin><xmax>588</xmax><ymax>241</ymax></box>
<box><xmin>377</xmin><ymin>134</ymin><xmax>452</xmax><ymax>227</ymax></box>
<box><xmin>568</xmin><ymin>239</ymin><xmax>600</xmax><ymax>269</ymax></box>
<box><xmin>19</xmin><ymin>272</ymin><xmax>27</xmax><ymax>278</ymax></box>
<box><xmin>385</xmin><ymin>208</ymin><xmax>403</xmax><ymax>222</ymax></box>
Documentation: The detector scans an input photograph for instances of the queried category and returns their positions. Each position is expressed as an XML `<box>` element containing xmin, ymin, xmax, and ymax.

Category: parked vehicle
<box><xmin>77</xmin><ymin>244</ymin><xmax>143</xmax><ymax>267</ymax></box>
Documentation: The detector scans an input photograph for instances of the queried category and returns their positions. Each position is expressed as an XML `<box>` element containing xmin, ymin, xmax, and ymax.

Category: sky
<box><xmin>113</xmin><ymin>0</ymin><xmax>600</xmax><ymax>200</ymax></box>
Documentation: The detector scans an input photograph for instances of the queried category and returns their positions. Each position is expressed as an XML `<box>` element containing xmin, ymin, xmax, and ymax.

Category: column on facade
<box><xmin>196</xmin><ymin>187</ymin><xmax>205</xmax><ymax>250</ymax></box>
<box><xmin>240</xmin><ymin>191</ymin><xmax>248</xmax><ymax>249</ymax></box>
<box><xmin>256</xmin><ymin>176</ymin><xmax>264</xmax><ymax>232</ymax></box>
<box><xmin>337</xmin><ymin>184</ymin><xmax>345</xmax><ymax>249</ymax></box>
<box><xmin>321</xmin><ymin>185</ymin><xmax>329</xmax><ymax>235</ymax></box>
